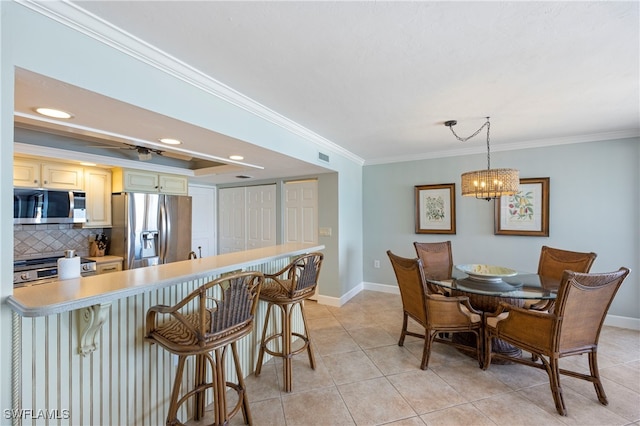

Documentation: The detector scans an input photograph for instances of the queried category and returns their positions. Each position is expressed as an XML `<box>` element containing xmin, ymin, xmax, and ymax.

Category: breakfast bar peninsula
<box><xmin>7</xmin><ymin>243</ymin><xmax>323</xmax><ymax>426</ymax></box>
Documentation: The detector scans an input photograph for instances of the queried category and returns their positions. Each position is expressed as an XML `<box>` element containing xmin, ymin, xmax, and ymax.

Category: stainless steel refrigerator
<box><xmin>110</xmin><ymin>193</ymin><xmax>192</xmax><ymax>269</ymax></box>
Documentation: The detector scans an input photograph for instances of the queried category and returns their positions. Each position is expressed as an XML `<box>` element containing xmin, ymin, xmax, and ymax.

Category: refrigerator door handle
<box><xmin>159</xmin><ymin>196</ymin><xmax>168</xmax><ymax>263</ymax></box>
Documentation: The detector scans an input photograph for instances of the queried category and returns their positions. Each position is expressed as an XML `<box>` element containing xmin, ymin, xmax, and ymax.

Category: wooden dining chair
<box><xmin>483</xmin><ymin>267</ymin><xmax>630</xmax><ymax>416</ymax></box>
<box><xmin>387</xmin><ymin>250</ymin><xmax>483</xmax><ymax>369</ymax></box>
<box><xmin>527</xmin><ymin>245</ymin><xmax>597</xmax><ymax>310</ymax></box>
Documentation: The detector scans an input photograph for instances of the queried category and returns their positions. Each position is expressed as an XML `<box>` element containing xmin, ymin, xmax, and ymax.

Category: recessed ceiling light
<box><xmin>229</xmin><ymin>155</ymin><xmax>244</xmax><ymax>161</ymax></box>
<box><xmin>159</xmin><ymin>138</ymin><xmax>182</xmax><ymax>145</ymax></box>
<box><xmin>34</xmin><ymin>107</ymin><xmax>73</xmax><ymax>119</ymax></box>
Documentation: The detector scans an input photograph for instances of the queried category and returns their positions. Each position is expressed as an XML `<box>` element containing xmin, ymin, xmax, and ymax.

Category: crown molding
<box><xmin>364</xmin><ymin>129</ymin><xmax>640</xmax><ymax>166</ymax></box>
<box><xmin>16</xmin><ymin>0</ymin><xmax>366</xmax><ymax>166</ymax></box>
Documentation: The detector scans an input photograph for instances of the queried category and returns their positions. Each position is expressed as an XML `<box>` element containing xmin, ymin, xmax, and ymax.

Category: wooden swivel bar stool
<box><xmin>145</xmin><ymin>271</ymin><xmax>264</xmax><ymax>426</ymax></box>
<box><xmin>255</xmin><ymin>252</ymin><xmax>323</xmax><ymax>392</ymax></box>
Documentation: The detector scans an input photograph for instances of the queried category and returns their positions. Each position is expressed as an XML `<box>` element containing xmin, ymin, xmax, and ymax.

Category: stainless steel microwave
<box><xmin>14</xmin><ymin>188</ymin><xmax>87</xmax><ymax>224</ymax></box>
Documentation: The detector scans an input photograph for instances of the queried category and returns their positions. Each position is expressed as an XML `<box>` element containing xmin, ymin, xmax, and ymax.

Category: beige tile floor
<box><xmin>226</xmin><ymin>290</ymin><xmax>639</xmax><ymax>425</ymax></box>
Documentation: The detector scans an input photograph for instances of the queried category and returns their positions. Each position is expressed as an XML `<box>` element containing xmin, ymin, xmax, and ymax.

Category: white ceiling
<box><xmin>13</xmin><ymin>1</ymin><xmax>640</xmax><ymax>184</ymax></box>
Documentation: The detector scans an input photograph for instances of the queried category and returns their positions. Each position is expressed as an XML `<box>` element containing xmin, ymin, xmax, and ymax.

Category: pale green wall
<box><xmin>363</xmin><ymin>138</ymin><xmax>639</xmax><ymax>319</ymax></box>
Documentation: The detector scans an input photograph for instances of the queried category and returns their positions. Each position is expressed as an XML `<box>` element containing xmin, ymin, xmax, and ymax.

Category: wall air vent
<box><xmin>318</xmin><ymin>152</ymin><xmax>330</xmax><ymax>163</ymax></box>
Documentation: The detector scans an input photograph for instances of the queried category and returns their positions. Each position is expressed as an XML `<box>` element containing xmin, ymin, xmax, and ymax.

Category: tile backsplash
<box><xmin>14</xmin><ymin>224</ymin><xmax>105</xmax><ymax>260</ymax></box>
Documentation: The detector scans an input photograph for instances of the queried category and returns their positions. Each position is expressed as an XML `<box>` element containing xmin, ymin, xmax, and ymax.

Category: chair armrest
<box><xmin>264</xmin><ymin>263</ymin><xmax>294</xmax><ymax>280</ymax></box>
<box><xmin>430</xmin><ymin>294</ymin><xmax>482</xmax><ymax>315</ymax></box>
<box><xmin>426</xmin><ymin>294</ymin><xmax>481</xmax><ymax>324</ymax></box>
<box><xmin>147</xmin><ymin>304</ymin><xmax>173</xmax><ymax>315</ymax></box>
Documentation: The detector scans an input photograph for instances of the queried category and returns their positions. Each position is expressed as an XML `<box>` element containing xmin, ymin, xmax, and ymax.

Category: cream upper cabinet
<box><xmin>112</xmin><ymin>168</ymin><xmax>188</xmax><ymax>195</ymax></box>
<box><xmin>14</xmin><ymin>159</ymin><xmax>84</xmax><ymax>190</ymax></box>
<box><xmin>159</xmin><ymin>174</ymin><xmax>189</xmax><ymax>195</ymax></box>
<box><xmin>84</xmin><ymin>167</ymin><xmax>112</xmax><ymax>228</ymax></box>
<box><xmin>13</xmin><ymin>159</ymin><xmax>41</xmax><ymax>188</ymax></box>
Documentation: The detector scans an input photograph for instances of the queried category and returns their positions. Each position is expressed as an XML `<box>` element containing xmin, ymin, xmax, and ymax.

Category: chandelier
<box><xmin>444</xmin><ymin>117</ymin><xmax>519</xmax><ymax>201</ymax></box>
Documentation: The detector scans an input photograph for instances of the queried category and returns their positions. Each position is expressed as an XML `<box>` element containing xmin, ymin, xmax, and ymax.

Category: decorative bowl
<box><xmin>455</xmin><ymin>264</ymin><xmax>518</xmax><ymax>283</ymax></box>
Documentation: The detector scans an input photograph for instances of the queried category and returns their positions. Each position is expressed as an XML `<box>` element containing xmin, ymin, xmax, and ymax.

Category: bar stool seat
<box><xmin>146</xmin><ymin>271</ymin><xmax>263</xmax><ymax>426</ymax></box>
<box><xmin>254</xmin><ymin>252</ymin><xmax>323</xmax><ymax>392</ymax></box>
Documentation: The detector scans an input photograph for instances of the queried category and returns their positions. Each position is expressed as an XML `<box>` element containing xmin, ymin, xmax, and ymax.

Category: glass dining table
<box><xmin>426</xmin><ymin>268</ymin><xmax>561</xmax><ymax>360</ymax></box>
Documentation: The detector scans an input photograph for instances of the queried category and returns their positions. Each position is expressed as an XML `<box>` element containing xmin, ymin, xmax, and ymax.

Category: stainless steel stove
<box><xmin>14</xmin><ymin>255</ymin><xmax>97</xmax><ymax>287</ymax></box>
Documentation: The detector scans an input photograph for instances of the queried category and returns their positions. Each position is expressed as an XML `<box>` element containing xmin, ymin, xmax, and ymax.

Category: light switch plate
<box><xmin>319</xmin><ymin>227</ymin><xmax>332</xmax><ymax>237</ymax></box>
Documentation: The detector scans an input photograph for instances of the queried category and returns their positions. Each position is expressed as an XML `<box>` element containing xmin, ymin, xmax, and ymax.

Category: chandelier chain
<box><xmin>446</xmin><ymin>117</ymin><xmax>491</xmax><ymax>169</ymax></box>
<box><xmin>486</xmin><ymin>119</ymin><xmax>491</xmax><ymax>170</ymax></box>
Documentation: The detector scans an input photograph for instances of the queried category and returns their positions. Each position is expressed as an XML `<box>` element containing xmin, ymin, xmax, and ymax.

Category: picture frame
<box><xmin>494</xmin><ymin>177</ymin><xmax>549</xmax><ymax>236</ymax></box>
<box><xmin>415</xmin><ymin>183</ymin><xmax>456</xmax><ymax>234</ymax></box>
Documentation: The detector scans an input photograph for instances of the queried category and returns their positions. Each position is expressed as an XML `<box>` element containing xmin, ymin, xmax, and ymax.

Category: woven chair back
<box><xmin>413</xmin><ymin>241</ymin><xmax>453</xmax><ymax>280</ymax></box>
<box><xmin>289</xmin><ymin>252</ymin><xmax>323</xmax><ymax>297</ymax></box>
<box><xmin>537</xmin><ymin>245</ymin><xmax>597</xmax><ymax>281</ymax></box>
<box><xmin>553</xmin><ymin>268</ymin><xmax>629</xmax><ymax>351</ymax></box>
<box><xmin>387</xmin><ymin>250</ymin><xmax>428</xmax><ymax>326</ymax></box>
<box><xmin>208</xmin><ymin>273</ymin><xmax>263</xmax><ymax>334</ymax></box>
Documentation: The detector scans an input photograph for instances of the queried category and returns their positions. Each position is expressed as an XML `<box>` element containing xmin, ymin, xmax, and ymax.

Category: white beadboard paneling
<box><xmin>13</xmin><ymin>259</ymin><xmax>305</xmax><ymax>425</ymax></box>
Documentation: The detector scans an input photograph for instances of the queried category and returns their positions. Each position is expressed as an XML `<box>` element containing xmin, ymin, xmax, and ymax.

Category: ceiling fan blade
<box><xmin>158</xmin><ymin>150</ymin><xmax>193</xmax><ymax>161</ymax></box>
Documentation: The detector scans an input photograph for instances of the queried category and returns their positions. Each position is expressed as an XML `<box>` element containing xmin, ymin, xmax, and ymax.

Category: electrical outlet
<box><xmin>374</xmin><ymin>260</ymin><xmax>380</xmax><ymax>268</ymax></box>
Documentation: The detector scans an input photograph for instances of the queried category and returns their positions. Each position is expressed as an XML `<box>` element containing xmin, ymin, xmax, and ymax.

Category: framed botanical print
<box><xmin>415</xmin><ymin>183</ymin><xmax>456</xmax><ymax>234</ymax></box>
<box><xmin>495</xmin><ymin>177</ymin><xmax>549</xmax><ymax>236</ymax></box>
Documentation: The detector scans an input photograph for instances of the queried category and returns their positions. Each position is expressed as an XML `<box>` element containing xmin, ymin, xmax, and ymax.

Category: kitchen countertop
<box><xmin>7</xmin><ymin>243</ymin><xmax>324</xmax><ymax>317</ymax></box>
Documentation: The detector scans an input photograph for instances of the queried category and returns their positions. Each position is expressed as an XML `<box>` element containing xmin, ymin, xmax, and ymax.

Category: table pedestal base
<box><xmin>452</xmin><ymin>333</ymin><xmax>521</xmax><ymax>364</ymax></box>
<box><xmin>450</xmin><ymin>290</ymin><xmax>526</xmax><ymax>365</ymax></box>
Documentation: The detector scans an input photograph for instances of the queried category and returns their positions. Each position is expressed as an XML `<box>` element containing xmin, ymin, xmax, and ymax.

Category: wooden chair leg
<box><xmin>589</xmin><ymin>351</ymin><xmax>608</xmax><ymax>405</ymax></box>
<box><xmin>232</xmin><ymin>341</ymin><xmax>253</xmax><ymax>425</ymax></box>
<box><xmin>482</xmin><ymin>332</ymin><xmax>492</xmax><ymax>370</ymax></box>
<box><xmin>548</xmin><ymin>357</ymin><xmax>567</xmax><ymax>416</ymax></box>
<box><xmin>398</xmin><ymin>313</ymin><xmax>408</xmax><ymax>346</ymax></box>
<box><xmin>255</xmin><ymin>302</ymin><xmax>274</xmax><ymax>377</ymax></box>
<box><xmin>281</xmin><ymin>304</ymin><xmax>293</xmax><ymax>392</ymax></box>
<box><xmin>194</xmin><ymin>353</ymin><xmax>209</xmax><ymax>421</ymax></box>
<box><xmin>166</xmin><ymin>356</ymin><xmax>187</xmax><ymax>426</ymax></box>
<box><xmin>420</xmin><ymin>331</ymin><xmax>435</xmax><ymax>370</ymax></box>
<box><xmin>211</xmin><ymin>348</ymin><xmax>225</xmax><ymax>425</ymax></box>
<box><xmin>475</xmin><ymin>330</ymin><xmax>483</xmax><ymax>369</ymax></box>
<box><xmin>299</xmin><ymin>301</ymin><xmax>316</xmax><ymax>370</ymax></box>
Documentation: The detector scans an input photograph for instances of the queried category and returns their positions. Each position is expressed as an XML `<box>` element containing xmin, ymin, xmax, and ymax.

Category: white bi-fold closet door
<box><xmin>218</xmin><ymin>184</ymin><xmax>277</xmax><ymax>253</ymax></box>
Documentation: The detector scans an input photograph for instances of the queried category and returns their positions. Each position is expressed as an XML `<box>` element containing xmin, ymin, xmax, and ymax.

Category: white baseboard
<box><xmin>363</xmin><ymin>282</ymin><xmax>401</xmax><ymax>294</ymax></box>
<box><xmin>604</xmin><ymin>315</ymin><xmax>640</xmax><ymax>331</ymax></box>
<box><xmin>316</xmin><ymin>282</ymin><xmax>639</xmax><ymax>331</ymax></box>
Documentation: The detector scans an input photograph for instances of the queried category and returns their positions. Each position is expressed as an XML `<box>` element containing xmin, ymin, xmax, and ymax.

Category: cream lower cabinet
<box><xmin>84</xmin><ymin>167</ymin><xmax>112</xmax><ymax>228</ymax></box>
<box><xmin>112</xmin><ymin>168</ymin><xmax>188</xmax><ymax>195</ymax></box>
<box><xmin>87</xmin><ymin>256</ymin><xmax>124</xmax><ymax>274</ymax></box>
<box><xmin>96</xmin><ymin>261</ymin><xmax>122</xmax><ymax>274</ymax></box>
<box><xmin>14</xmin><ymin>158</ymin><xmax>84</xmax><ymax>189</ymax></box>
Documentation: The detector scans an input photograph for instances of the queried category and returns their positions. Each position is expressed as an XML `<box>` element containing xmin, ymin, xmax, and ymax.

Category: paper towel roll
<box><xmin>58</xmin><ymin>256</ymin><xmax>81</xmax><ymax>280</ymax></box>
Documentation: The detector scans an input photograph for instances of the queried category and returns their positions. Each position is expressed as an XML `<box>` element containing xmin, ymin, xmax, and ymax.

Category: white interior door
<box><xmin>218</xmin><ymin>187</ymin><xmax>245</xmax><ymax>253</ymax></box>
<box><xmin>189</xmin><ymin>184</ymin><xmax>216</xmax><ymax>258</ymax></box>
<box><xmin>219</xmin><ymin>185</ymin><xmax>276</xmax><ymax>253</ymax></box>
<box><xmin>284</xmin><ymin>180</ymin><xmax>318</xmax><ymax>244</ymax></box>
<box><xmin>246</xmin><ymin>185</ymin><xmax>277</xmax><ymax>249</ymax></box>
